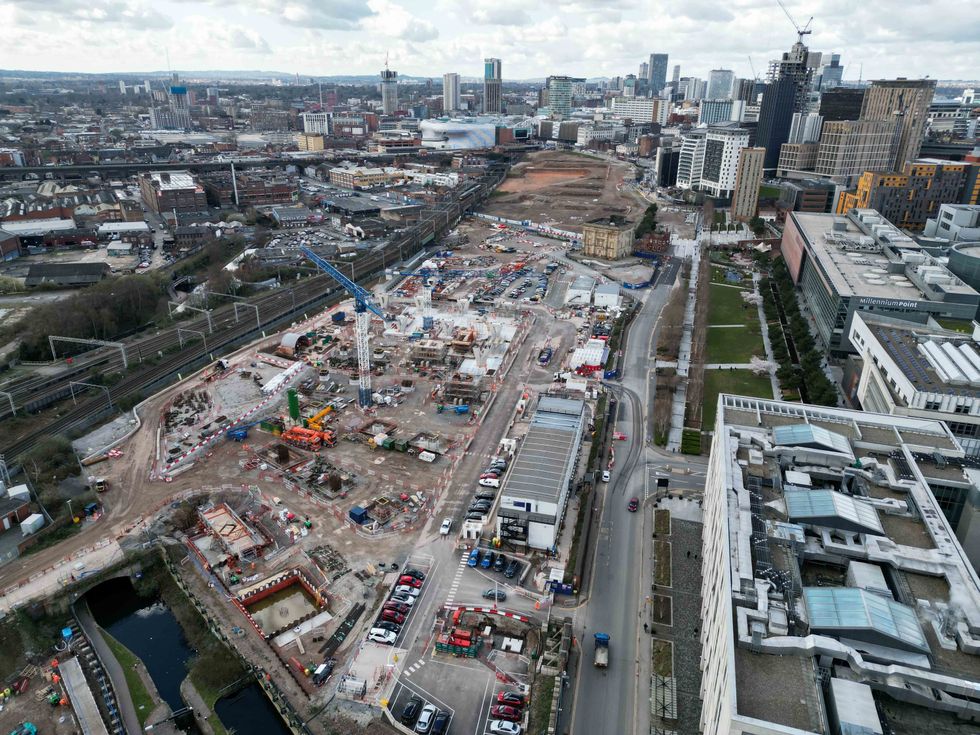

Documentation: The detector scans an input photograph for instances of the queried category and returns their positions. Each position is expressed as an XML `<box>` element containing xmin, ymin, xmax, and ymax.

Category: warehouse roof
<box><xmin>25</xmin><ymin>262</ymin><xmax>110</xmax><ymax>287</ymax></box>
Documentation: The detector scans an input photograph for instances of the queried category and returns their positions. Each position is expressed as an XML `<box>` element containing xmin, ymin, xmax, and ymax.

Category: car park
<box><xmin>481</xmin><ymin>551</ymin><xmax>496</xmax><ymax>569</ymax></box>
<box><xmin>401</xmin><ymin>697</ymin><xmax>423</xmax><ymax>725</ymax></box>
<box><xmin>368</xmin><ymin>628</ymin><xmax>398</xmax><ymax>645</ymax></box>
<box><xmin>483</xmin><ymin>588</ymin><xmax>507</xmax><ymax>601</ymax></box>
<box><xmin>490</xmin><ymin>705</ymin><xmax>522</xmax><ymax>722</ymax></box>
<box><xmin>440</xmin><ymin>518</ymin><xmax>453</xmax><ymax>535</ymax></box>
<box><xmin>414</xmin><ymin>704</ymin><xmax>437</xmax><ymax>733</ymax></box>
<box><xmin>628</xmin><ymin>497</ymin><xmax>639</xmax><ymax>512</ymax></box>
<box><xmin>494</xmin><ymin>554</ymin><xmax>507</xmax><ymax>572</ymax></box>
<box><xmin>497</xmin><ymin>691</ymin><xmax>526</xmax><ymax>706</ymax></box>
<box><xmin>467</xmin><ymin>549</ymin><xmax>481</xmax><ymax>567</ymax></box>
<box><xmin>505</xmin><ymin>559</ymin><xmax>520</xmax><ymax>579</ymax></box>
<box><xmin>489</xmin><ymin>721</ymin><xmax>522</xmax><ymax>735</ymax></box>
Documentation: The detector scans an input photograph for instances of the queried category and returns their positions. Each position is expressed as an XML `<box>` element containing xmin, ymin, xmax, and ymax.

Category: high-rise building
<box><xmin>732</xmin><ymin>78</ymin><xmax>756</xmax><ymax>103</ymax></box>
<box><xmin>836</xmin><ymin>160</ymin><xmax>976</xmax><ymax>230</ymax></box>
<box><xmin>676</xmin><ymin>130</ymin><xmax>707</xmax><ymax>191</ymax></box>
<box><xmin>676</xmin><ymin>123</ymin><xmax>749</xmax><ymax>198</ymax></box>
<box><xmin>611</xmin><ymin>97</ymin><xmax>668</xmax><ymax>125</ymax></box>
<box><xmin>818</xmin><ymin>53</ymin><xmax>843</xmax><ymax>89</ymax></box>
<box><xmin>622</xmin><ymin>75</ymin><xmax>638</xmax><ymax>98</ymax></box>
<box><xmin>301</xmin><ymin>112</ymin><xmax>331</xmax><ymax>135</ymax></box>
<box><xmin>756</xmin><ymin>77</ymin><xmax>797</xmax><ymax>170</ymax></box>
<box><xmin>814</xmin><ymin>119</ymin><xmax>899</xmax><ymax>186</ymax></box>
<box><xmin>707</xmin><ymin>69</ymin><xmax>735</xmax><ymax>100</ymax></box>
<box><xmin>443</xmin><ymin>72</ymin><xmax>460</xmax><ymax>113</ymax></box>
<box><xmin>788</xmin><ymin>112</ymin><xmax>823</xmax><ymax>144</ymax></box>
<box><xmin>776</xmin><ymin>142</ymin><xmax>819</xmax><ymax>177</ymax></box>
<box><xmin>149</xmin><ymin>85</ymin><xmax>192</xmax><ymax>130</ymax></box>
<box><xmin>380</xmin><ymin>65</ymin><xmax>398</xmax><ymax>114</ymax></box>
<box><xmin>672</xmin><ymin>64</ymin><xmax>681</xmax><ymax>84</ymax></box>
<box><xmin>546</xmin><ymin>76</ymin><xmax>583</xmax><ymax>119</ymax></box>
<box><xmin>731</xmin><ymin>147</ymin><xmax>766</xmax><ymax>222</ymax></box>
<box><xmin>819</xmin><ymin>87</ymin><xmax>865</xmax><ymax>121</ymax></box>
<box><xmin>638</xmin><ymin>61</ymin><xmax>649</xmax><ymax>80</ymax></box>
<box><xmin>648</xmin><ymin>53</ymin><xmax>669</xmax><ymax>96</ymax></box>
<box><xmin>767</xmin><ymin>41</ymin><xmax>815</xmax><ymax>114</ymax></box>
<box><xmin>860</xmin><ymin>78</ymin><xmax>936</xmax><ymax>169</ymax></box>
<box><xmin>484</xmin><ymin>58</ymin><xmax>502</xmax><ymax>114</ymax></box>
<box><xmin>698</xmin><ymin>99</ymin><xmax>744</xmax><ymax>125</ymax></box>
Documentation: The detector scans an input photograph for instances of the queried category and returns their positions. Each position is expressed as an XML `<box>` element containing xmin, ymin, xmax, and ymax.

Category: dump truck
<box><xmin>594</xmin><ymin>632</ymin><xmax>609</xmax><ymax>668</ymax></box>
<box><xmin>87</xmin><ymin>476</ymin><xmax>108</xmax><ymax>493</ymax></box>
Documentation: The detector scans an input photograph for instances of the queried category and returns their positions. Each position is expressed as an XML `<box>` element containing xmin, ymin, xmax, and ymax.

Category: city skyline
<box><xmin>0</xmin><ymin>0</ymin><xmax>977</xmax><ymax>81</ymax></box>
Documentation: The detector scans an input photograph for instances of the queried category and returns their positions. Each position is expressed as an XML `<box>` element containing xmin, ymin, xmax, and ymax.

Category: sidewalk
<box><xmin>753</xmin><ymin>272</ymin><xmax>782</xmax><ymax>400</ymax></box>
<box><xmin>667</xmin><ymin>238</ymin><xmax>701</xmax><ymax>451</ymax></box>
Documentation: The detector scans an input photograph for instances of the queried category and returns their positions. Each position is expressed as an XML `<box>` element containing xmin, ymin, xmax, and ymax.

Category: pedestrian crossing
<box><xmin>445</xmin><ymin>552</ymin><xmax>468</xmax><ymax>608</ymax></box>
<box><xmin>403</xmin><ymin>658</ymin><xmax>427</xmax><ymax>678</ymax></box>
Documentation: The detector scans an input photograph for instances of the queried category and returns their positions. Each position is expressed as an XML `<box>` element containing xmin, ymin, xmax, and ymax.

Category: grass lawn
<box><xmin>653</xmin><ymin>639</ymin><xmax>673</xmax><ymax>677</ymax></box>
<box><xmin>101</xmin><ymin>631</ymin><xmax>155</xmax><ymax>726</ymax></box>
<box><xmin>655</xmin><ymin>509</ymin><xmax>670</xmax><ymax>536</ymax></box>
<box><xmin>706</xmin><ymin>324</ymin><xmax>766</xmax><ymax>363</ymax></box>
<box><xmin>528</xmin><ymin>673</ymin><xmax>556</xmax><ymax>735</ymax></box>
<box><xmin>707</xmin><ymin>282</ymin><xmax>755</xmax><ymax>326</ymax></box>
<box><xmin>654</xmin><ymin>541</ymin><xmax>671</xmax><ymax>587</ymax></box>
<box><xmin>710</xmin><ymin>266</ymin><xmax>751</xmax><ymax>286</ymax></box>
<box><xmin>936</xmin><ymin>317</ymin><xmax>974</xmax><ymax>334</ymax></box>
<box><xmin>702</xmin><ymin>369</ymin><xmax>775</xmax><ymax>428</ymax></box>
<box><xmin>759</xmin><ymin>184</ymin><xmax>781</xmax><ymax>199</ymax></box>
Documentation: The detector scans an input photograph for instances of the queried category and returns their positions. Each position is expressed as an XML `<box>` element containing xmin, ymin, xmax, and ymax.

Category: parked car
<box><xmin>479</xmin><ymin>478</ymin><xmax>501</xmax><ymax>488</ymax></box>
<box><xmin>505</xmin><ymin>559</ymin><xmax>520</xmax><ymax>579</ymax></box>
<box><xmin>390</xmin><ymin>593</ymin><xmax>416</xmax><ymax>606</ymax></box>
<box><xmin>490</xmin><ymin>705</ymin><xmax>522</xmax><ymax>722</ymax></box>
<box><xmin>398</xmin><ymin>575</ymin><xmax>424</xmax><ymax>588</ymax></box>
<box><xmin>440</xmin><ymin>518</ymin><xmax>453</xmax><ymax>535</ymax></box>
<box><xmin>475</xmin><ymin>492</ymin><xmax>497</xmax><ymax>501</ymax></box>
<box><xmin>374</xmin><ymin>620</ymin><xmax>401</xmax><ymax>633</ymax></box>
<box><xmin>430</xmin><ymin>711</ymin><xmax>450</xmax><ymax>735</ymax></box>
<box><xmin>383</xmin><ymin>601</ymin><xmax>410</xmax><ymax>614</ymax></box>
<box><xmin>602</xmin><ymin>470</ymin><xmax>611</xmax><ymax>482</ymax></box>
<box><xmin>470</xmin><ymin>502</ymin><xmax>492</xmax><ymax>513</ymax></box>
<box><xmin>401</xmin><ymin>697</ymin><xmax>423</xmax><ymax>725</ymax></box>
<box><xmin>380</xmin><ymin>609</ymin><xmax>406</xmax><ymax>625</ymax></box>
<box><xmin>483</xmin><ymin>589</ymin><xmax>507</xmax><ymax>601</ymax></box>
<box><xmin>488</xmin><ymin>721</ymin><xmax>522</xmax><ymax>735</ymax></box>
<box><xmin>628</xmin><ymin>497</ymin><xmax>639</xmax><ymax>512</ymax></box>
<box><xmin>494</xmin><ymin>554</ymin><xmax>507</xmax><ymax>572</ymax></box>
<box><xmin>312</xmin><ymin>659</ymin><xmax>336</xmax><ymax>686</ymax></box>
<box><xmin>393</xmin><ymin>585</ymin><xmax>421</xmax><ymax>597</ymax></box>
<box><xmin>415</xmin><ymin>704</ymin><xmax>438</xmax><ymax>733</ymax></box>
<box><xmin>466</xmin><ymin>511</ymin><xmax>486</xmax><ymax>521</ymax></box>
<box><xmin>497</xmin><ymin>691</ymin><xmax>526</xmax><ymax>706</ymax></box>
<box><xmin>402</xmin><ymin>568</ymin><xmax>426</xmax><ymax>581</ymax></box>
<box><xmin>467</xmin><ymin>549</ymin><xmax>481</xmax><ymax>567</ymax></box>
<box><xmin>481</xmin><ymin>551</ymin><xmax>496</xmax><ymax>569</ymax></box>
<box><xmin>368</xmin><ymin>628</ymin><xmax>397</xmax><ymax>645</ymax></box>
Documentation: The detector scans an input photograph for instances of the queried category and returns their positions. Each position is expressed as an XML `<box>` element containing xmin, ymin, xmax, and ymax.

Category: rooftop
<box><xmin>144</xmin><ymin>170</ymin><xmax>200</xmax><ymax>191</ymax></box>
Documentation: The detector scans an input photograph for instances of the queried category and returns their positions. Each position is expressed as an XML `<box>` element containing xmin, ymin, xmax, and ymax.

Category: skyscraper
<box><xmin>484</xmin><ymin>58</ymin><xmax>502</xmax><ymax>114</ymax></box>
<box><xmin>818</xmin><ymin>53</ymin><xmax>843</xmax><ymax>89</ymax></box>
<box><xmin>443</xmin><ymin>72</ymin><xmax>460</xmax><ymax>113</ymax></box>
<box><xmin>707</xmin><ymin>69</ymin><xmax>735</xmax><ymax>100</ymax></box>
<box><xmin>860</xmin><ymin>78</ymin><xmax>936</xmax><ymax>169</ymax></box>
<box><xmin>639</xmin><ymin>61</ymin><xmax>649</xmax><ymax>80</ymax></box>
<box><xmin>546</xmin><ymin>76</ymin><xmax>584</xmax><ymax>118</ymax></box>
<box><xmin>648</xmin><ymin>53</ymin><xmax>669</xmax><ymax>96</ymax></box>
<box><xmin>731</xmin><ymin>147</ymin><xmax>766</xmax><ymax>222</ymax></box>
<box><xmin>380</xmin><ymin>65</ymin><xmax>398</xmax><ymax>114</ymax></box>
<box><xmin>819</xmin><ymin>88</ymin><xmax>865</xmax><ymax>121</ymax></box>
<box><xmin>767</xmin><ymin>41</ymin><xmax>815</xmax><ymax>114</ymax></box>
<box><xmin>756</xmin><ymin>77</ymin><xmax>798</xmax><ymax>170</ymax></box>
<box><xmin>788</xmin><ymin>112</ymin><xmax>824</xmax><ymax>144</ymax></box>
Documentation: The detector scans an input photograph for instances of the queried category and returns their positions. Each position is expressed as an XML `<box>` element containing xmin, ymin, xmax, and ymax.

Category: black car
<box><xmin>466</xmin><ymin>511</ymin><xmax>486</xmax><ymax>521</ymax></box>
<box><xmin>402</xmin><ymin>568</ymin><xmax>426</xmax><ymax>581</ymax></box>
<box><xmin>475</xmin><ymin>492</ymin><xmax>497</xmax><ymax>501</ymax></box>
<box><xmin>431</xmin><ymin>711</ymin><xmax>450</xmax><ymax>735</ymax></box>
<box><xmin>483</xmin><ymin>588</ymin><xmax>507</xmax><ymax>601</ymax></box>
<box><xmin>505</xmin><ymin>559</ymin><xmax>520</xmax><ymax>579</ymax></box>
<box><xmin>400</xmin><ymin>697</ymin><xmax>423</xmax><ymax>725</ymax></box>
<box><xmin>494</xmin><ymin>554</ymin><xmax>507</xmax><ymax>572</ymax></box>
<box><xmin>374</xmin><ymin>620</ymin><xmax>401</xmax><ymax>633</ymax></box>
<box><xmin>470</xmin><ymin>501</ymin><xmax>492</xmax><ymax>511</ymax></box>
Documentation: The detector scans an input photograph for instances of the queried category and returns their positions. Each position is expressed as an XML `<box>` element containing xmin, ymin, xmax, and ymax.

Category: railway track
<box><xmin>0</xmin><ymin>163</ymin><xmax>508</xmax><ymax>466</ymax></box>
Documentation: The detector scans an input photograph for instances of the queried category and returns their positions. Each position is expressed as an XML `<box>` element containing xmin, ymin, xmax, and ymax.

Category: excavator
<box><xmin>282</xmin><ymin>426</ymin><xmax>336</xmax><ymax>450</ymax></box>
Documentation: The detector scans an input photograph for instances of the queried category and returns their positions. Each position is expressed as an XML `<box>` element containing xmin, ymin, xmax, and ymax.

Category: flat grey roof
<box><xmin>503</xmin><ymin>397</ymin><xmax>584</xmax><ymax>505</ymax></box>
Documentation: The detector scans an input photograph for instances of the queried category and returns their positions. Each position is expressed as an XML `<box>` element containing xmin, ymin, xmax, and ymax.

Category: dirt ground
<box><xmin>0</xmin><ymin>679</ymin><xmax>81</xmax><ymax>735</ymax></box>
<box><xmin>480</xmin><ymin>150</ymin><xmax>644</xmax><ymax>233</ymax></box>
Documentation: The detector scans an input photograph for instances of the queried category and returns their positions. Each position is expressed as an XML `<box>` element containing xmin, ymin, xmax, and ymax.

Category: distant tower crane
<box><xmin>301</xmin><ymin>247</ymin><xmax>387</xmax><ymax>407</ymax></box>
<box><xmin>774</xmin><ymin>0</ymin><xmax>813</xmax><ymax>44</ymax></box>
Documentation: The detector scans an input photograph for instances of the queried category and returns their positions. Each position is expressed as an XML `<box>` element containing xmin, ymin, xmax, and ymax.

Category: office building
<box><xmin>581</xmin><ymin>216</ymin><xmax>634</xmax><ymax>260</ymax></box>
<box><xmin>814</xmin><ymin>119</ymin><xmax>899</xmax><ymax>187</ymax></box>
<box><xmin>138</xmin><ymin>171</ymin><xmax>207</xmax><ymax>214</ymax></box>
<box><xmin>781</xmin><ymin>208</ymin><xmax>980</xmax><ymax>354</ymax></box>
<box><xmin>380</xmin><ymin>65</ymin><xmax>398</xmax><ymax>115</ymax></box>
<box><xmin>648</xmin><ymin>53</ymin><xmax>668</xmax><ymax>96</ymax></box>
<box><xmin>484</xmin><ymin>58</ymin><xmax>502</xmax><ymax>114</ymax></box>
<box><xmin>925</xmin><ymin>204</ymin><xmax>980</xmax><ymax>242</ymax></box>
<box><xmin>611</xmin><ymin>96</ymin><xmax>668</xmax><ymax>125</ymax></box>
<box><xmin>677</xmin><ymin>130</ymin><xmax>707</xmax><ymax>191</ymax></box>
<box><xmin>495</xmin><ymin>397</ymin><xmax>586</xmax><ymax>550</ymax></box>
<box><xmin>861</xmin><ymin>78</ymin><xmax>936</xmax><ymax>168</ymax></box>
<box><xmin>707</xmin><ymin>69</ymin><xmax>735</xmax><ymax>100</ymax></box>
<box><xmin>443</xmin><ymin>72</ymin><xmax>460</xmax><ymax>112</ymax></box>
<box><xmin>819</xmin><ymin>87</ymin><xmax>866</xmax><ymax>121</ymax></box>
<box><xmin>638</xmin><ymin>61</ymin><xmax>649</xmax><ymax>80</ymax></box>
<box><xmin>732</xmin><ymin>78</ymin><xmax>757</xmax><ymax>103</ymax></box>
<box><xmin>297</xmin><ymin>133</ymin><xmax>325</xmax><ymax>151</ymax></box>
<box><xmin>677</xmin><ymin>124</ymin><xmax>749</xmax><ymax>199</ymax></box>
<box><xmin>699</xmin><ymin>99</ymin><xmax>744</xmax><ymax>125</ymax></box>
<box><xmin>546</xmin><ymin>76</ymin><xmax>583</xmax><ymax>119</ymax></box>
<box><xmin>756</xmin><ymin>77</ymin><xmax>798</xmax><ymax>170</ymax></box>
<box><xmin>776</xmin><ymin>142</ymin><xmax>819</xmax><ymax>177</ymax></box>
<box><xmin>778</xmin><ymin>178</ymin><xmax>838</xmax><ymax>213</ymax></box>
<box><xmin>701</xmin><ymin>394</ymin><xmax>980</xmax><ymax>735</ymax></box>
<box><xmin>655</xmin><ymin>144</ymin><xmax>681</xmax><ymax>187</ymax></box>
<box><xmin>788</xmin><ymin>112</ymin><xmax>823</xmax><ymax>144</ymax></box>
<box><xmin>301</xmin><ymin>112</ymin><xmax>330</xmax><ymax>135</ymax></box>
<box><xmin>837</xmin><ymin>160</ymin><xmax>976</xmax><ymax>230</ymax></box>
<box><xmin>731</xmin><ymin>147</ymin><xmax>765</xmax><ymax>222</ymax></box>
<box><xmin>817</xmin><ymin>52</ymin><xmax>843</xmax><ymax>89</ymax></box>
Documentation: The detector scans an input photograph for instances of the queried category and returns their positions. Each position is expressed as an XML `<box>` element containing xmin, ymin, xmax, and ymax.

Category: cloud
<box><xmin>5</xmin><ymin>0</ymin><xmax>173</xmax><ymax>29</ymax></box>
<box><xmin>171</xmin><ymin>0</ymin><xmax>374</xmax><ymax>30</ymax></box>
<box><xmin>361</xmin><ymin>0</ymin><xmax>438</xmax><ymax>41</ymax></box>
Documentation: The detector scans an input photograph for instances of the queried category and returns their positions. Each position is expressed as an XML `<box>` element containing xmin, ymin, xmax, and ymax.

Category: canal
<box><xmin>87</xmin><ymin>577</ymin><xmax>292</xmax><ymax>735</ymax></box>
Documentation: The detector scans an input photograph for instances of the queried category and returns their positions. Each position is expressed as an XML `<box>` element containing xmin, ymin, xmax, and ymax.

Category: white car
<box><xmin>440</xmin><ymin>518</ymin><xmax>453</xmax><ymax>535</ymax></box>
<box><xmin>489</xmin><ymin>721</ymin><xmax>523</xmax><ymax>735</ymax></box>
<box><xmin>368</xmin><ymin>628</ymin><xmax>397</xmax><ymax>645</ymax></box>
<box><xmin>479</xmin><ymin>477</ymin><xmax>501</xmax><ymax>488</ymax></box>
<box><xmin>414</xmin><ymin>704</ymin><xmax>437</xmax><ymax>733</ymax></box>
<box><xmin>394</xmin><ymin>585</ymin><xmax>421</xmax><ymax>598</ymax></box>
<box><xmin>601</xmin><ymin>470</ymin><xmax>611</xmax><ymax>482</ymax></box>
<box><xmin>390</xmin><ymin>593</ymin><xmax>416</xmax><ymax>606</ymax></box>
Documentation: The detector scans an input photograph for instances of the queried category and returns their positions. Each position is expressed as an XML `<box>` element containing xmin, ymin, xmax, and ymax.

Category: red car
<box><xmin>383</xmin><ymin>601</ymin><xmax>410</xmax><ymax>615</ymax></box>
<box><xmin>398</xmin><ymin>575</ymin><xmax>423</xmax><ymax>588</ymax></box>
<box><xmin>490</xmin><ymin>705</ymin><xmax>521</xmax><ymax>722</ymax></box>
<box><xmin>380</xmin><ymin>609</ymin><xmax>405</xmax><ymax>625</ymax></box>
<box><xmin>497</xmin><ymin>691</ymin><xmax>526</xmax><ymax>707</ymax></box>
<box><xmin>627</xmin><ymin>497</ymin><xmax>639</xmax><ymax>512</ymax></box>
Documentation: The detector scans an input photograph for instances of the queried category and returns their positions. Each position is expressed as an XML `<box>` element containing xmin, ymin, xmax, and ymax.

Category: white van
<box><xmin>479</xmin><ymin>477</ymin><xmax>501</xmax><ymax>488</ymax></box>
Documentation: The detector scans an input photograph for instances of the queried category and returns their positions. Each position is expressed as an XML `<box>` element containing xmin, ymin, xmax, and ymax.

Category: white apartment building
<box><xmin>575</xmin><ymin>124</ymin><xmax>621</xmax><ymax>147</ymax></box>
<box><xmin>301</xmin><ymin>112</ymin><xmax>331</xmax><ymax>135</ymax></box>
<box><xmin>702</xmin><ymin>395</ymin><xmax>980</xmax><ymax>734</ymax></box>
<box><xmin>610</xmin><ymin>96</ymin><xmax>668</xmax><ymax>125</ymax></box>
<box><xmin>443</xmin><ymin>72</ymin><xmax>460</xmax><ymax>112</ymax></box>
<box><xmin>676</xmin><ymin>130</ymin><xmax>706</xmax><ymax>191</ymax></box>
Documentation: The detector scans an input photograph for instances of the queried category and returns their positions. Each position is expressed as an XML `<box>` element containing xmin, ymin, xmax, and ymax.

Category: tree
<box><xmin>749</xmin><ymin>216</ymin><xmax>767</xmax><ymax>238</ymax></box>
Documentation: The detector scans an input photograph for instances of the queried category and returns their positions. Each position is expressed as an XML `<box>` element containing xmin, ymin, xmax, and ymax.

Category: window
<box><xmin>955</xmin><ymin>404</ymin><xmax>971</xmax><ymax>415</ymax></box>
<box><xmin>925</xmin><ymin>400</ymin><xmax>941</xmax><ymax>411</ymax></box>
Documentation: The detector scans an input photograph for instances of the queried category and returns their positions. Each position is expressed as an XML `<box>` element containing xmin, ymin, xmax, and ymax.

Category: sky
<box><xmin>0</xmin><ymin>0</ymin><xmax>977</xmax><ymax>82</ymax></box>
